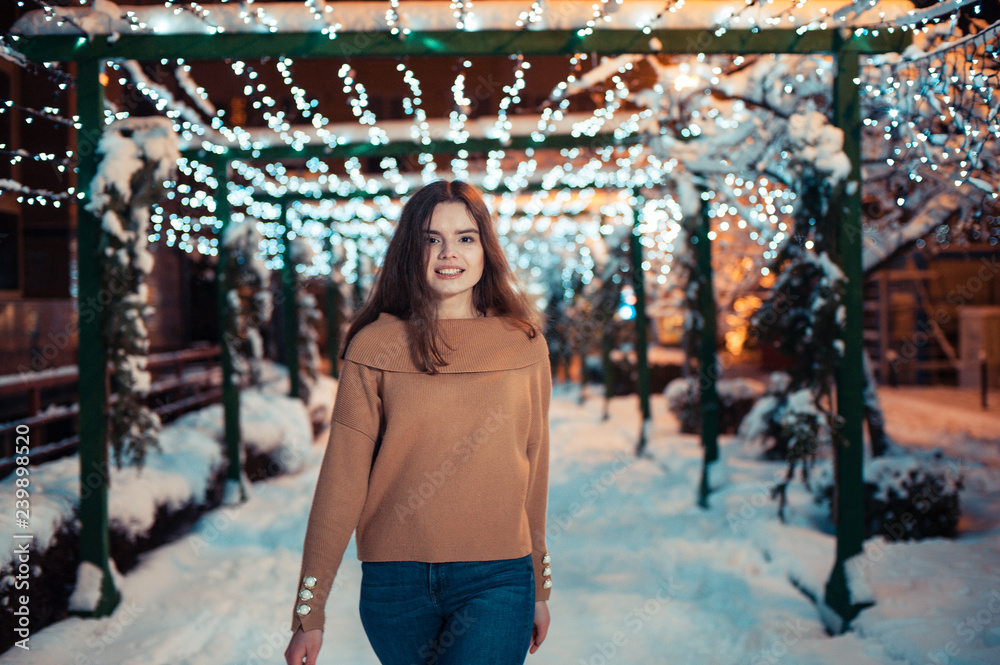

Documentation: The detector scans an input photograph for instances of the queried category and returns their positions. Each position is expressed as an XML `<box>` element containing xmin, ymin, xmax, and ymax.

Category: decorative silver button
<box><xmin>302</xmin><ymin>576</ymin><xmax>317</xmax><ymax>588</ymax></box>
<box><xmin>542</xmin><ymin>566</ymin><xmax>551</xmax><ymax>577</ymax></box>
<box><xmin>542</xmin><ymin>579</ymin><xmax>552</xmax><ymax>589</ymax></box>
<box><xmin>299</xmin><ymin>588</ymin><xmax>314</xmax><ymax>601</ymax></box>
<box><xmin>296</xmin><ymin>603</ymin><xmax>312</xmax><ymax>616</ymax></box>
<box><xmin>541</xmin><ymin>554</ymin><xmax>550</xmax><ymax>565</ymax></box>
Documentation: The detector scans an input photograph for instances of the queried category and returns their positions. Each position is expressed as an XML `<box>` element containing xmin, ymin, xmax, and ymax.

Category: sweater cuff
<box><xmin>289</xmin><ymin>573</ymin><xmax>327</xmax><ymax>633</ymax></box>
<box><xmin>532</xmin><ymin>550</ymin><xmax>552</xmax><ymax>601</ymax></box>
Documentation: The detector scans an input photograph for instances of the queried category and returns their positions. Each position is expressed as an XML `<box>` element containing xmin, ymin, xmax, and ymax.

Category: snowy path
<box><xmin>878</xmin><ymin>386</ymin><xmax>1000</xmax><ymax>468</ymax></box>
<box><xmin>3</xmin><ymin>386</ymin><xmax>999</xmax><ymax>664</ymax></box>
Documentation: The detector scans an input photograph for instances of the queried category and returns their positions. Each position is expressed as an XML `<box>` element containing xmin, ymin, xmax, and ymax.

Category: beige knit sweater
<box><xmin>290</xmin><ymin>312</ymin><xmax>553</xmax><ymax>633</ymax></box>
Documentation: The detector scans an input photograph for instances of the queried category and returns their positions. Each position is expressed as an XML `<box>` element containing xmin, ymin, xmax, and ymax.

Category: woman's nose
<box><xmin>438</xmin><ymin>242</ymin><xmax>456</xmax><ymax>258</ymax></box>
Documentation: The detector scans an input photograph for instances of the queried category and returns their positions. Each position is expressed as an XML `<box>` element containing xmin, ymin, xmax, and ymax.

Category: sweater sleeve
<box><xmin>290</xmin><ymin>359</ymin><xmax>383</xmax><ymax>633</ymax></box>
<box><xmin>526</xmin><ymin>355</ymin><xmax>553</xmax><ymax>602</ymax></box>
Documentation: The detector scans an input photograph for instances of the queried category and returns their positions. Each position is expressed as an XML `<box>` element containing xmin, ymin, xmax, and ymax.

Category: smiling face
<box><xmin>424</xmin><ymin>201</ymin><xmax>486</xmax><ymax>318</ymax></box>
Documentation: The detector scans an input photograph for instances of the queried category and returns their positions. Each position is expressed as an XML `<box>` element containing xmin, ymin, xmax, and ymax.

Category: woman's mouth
<box><xmin>435</xmin><ymin>268</ymin><xmax>464</xmax><ymax>279</ymax></box>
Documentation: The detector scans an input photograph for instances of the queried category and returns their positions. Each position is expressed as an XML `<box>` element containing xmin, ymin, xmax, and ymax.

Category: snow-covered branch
<box><xmin>862</xmin><ymin>185</ymin><xmax>982</xmax><ymax>273</ymax></box>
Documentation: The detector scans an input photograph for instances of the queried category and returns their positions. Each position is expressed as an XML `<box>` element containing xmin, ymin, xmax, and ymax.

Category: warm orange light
<box><xmin>673</xmin><ymin>74</ymin><xmax>697</xmax><ymax>91</ymax></box>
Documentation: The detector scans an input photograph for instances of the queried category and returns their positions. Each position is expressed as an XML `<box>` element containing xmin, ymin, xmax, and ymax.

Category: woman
<box><xmin>285</xmin><ymin>180</ymin><xmax>553</xmax><ymax>665</ymax></box>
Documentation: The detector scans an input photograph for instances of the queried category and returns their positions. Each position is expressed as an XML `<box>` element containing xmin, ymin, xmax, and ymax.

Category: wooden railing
<box><xmin>0</xmin><ymin>345</ymin><xmax>222</xmax><ymax>478</ymax></box>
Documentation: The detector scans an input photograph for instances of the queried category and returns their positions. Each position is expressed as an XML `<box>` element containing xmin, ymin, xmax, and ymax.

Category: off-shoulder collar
<box><xmin>344</xmin><ymin>312</ymin><xmax>547</xmax><ymax>373</ymax></box>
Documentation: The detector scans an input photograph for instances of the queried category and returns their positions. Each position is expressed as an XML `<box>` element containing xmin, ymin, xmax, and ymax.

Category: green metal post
<box><xmin>74</xmin><ymin>58</ymin><xmax>120</xmax><ymax>617</ymax></box>
<box><xmin>631</xmin><ymin>190</ymin><xmax>651</xmax><ymax>455</ymax></box>
<box><xmin>325</xmin><ymin>233</ymin><xmax>341</xmax><ymax>379</ymax></box>
<box><xmin>282</xmin><ymin>205</ymin><xmax>301</xmax><ymax>399</ymax></box>
<box><xmin>352</xmin><ymin>237</ymin><xmax>365</xmax><ymax>310</ymax></box>
<box><xmin>598</xmin><ymin>218</ymin><xmax>615</xmax><ymax>422</ymax></box>
<box><xmin>696</xmin><ymin>186</ymin><xmax>720</xmax><ymax>508</ymax></box>
<box><xmin>601</xmin><ymin>329</ymin><xmax>614</xmax><ymax>422</ymax></box>
<box><xmin>214</xmin><ymin>159</ymin><xmax>246</xmax><ymax>503</ymax></box>
<box><xmin>824</xmin><ymin>43</ymin><xmax>869</xmax><ymax>629</ymax></box>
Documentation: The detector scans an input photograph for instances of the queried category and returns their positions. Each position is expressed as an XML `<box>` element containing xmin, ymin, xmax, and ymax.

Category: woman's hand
<box><xmin>529</xmin><ymin>600</ymin><xmax>550</xmax><ymax>654</ymax></box>
<box><xmin>285</xmin><ymin>627</ymin><xmax>323</xmax><ymax>665</ymax></box>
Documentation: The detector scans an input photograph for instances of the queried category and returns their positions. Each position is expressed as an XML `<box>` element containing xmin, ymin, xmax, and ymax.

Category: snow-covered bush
<box><xmin>296</xmin><ymin>291</ymin><xmax>323</xmax><ymax>405</ymax></box>
<box><xmin>665</xmin><ymin>376</ymin><xmax>765</xmax><ymax>434</ymax></box>
<box><xmin>738</xmin><ymin>111</ymin><xmax>855</xmax><ymax>519</ymax></box>
<box><xmin>0</xmin><ymin>522</ymin><xmax>77</xmax><ymax>652</ymax></box>
<box><xmin>555</xmin><ymin>222</ymin><xmax>641</xmax><ymax>398</ymax></box>
<box><xmin>749</xmin><ymin>248</ymin><xmax>846</xmax><ymax>391</ymax></box>
<box><xmin>221</xmin><ymin>218</ymin><xmax>273</xmax><ymax>386</ymax></box>
<box><xmin>739</xmin><ymin>373</ymin><xmax>836</xmax><ymax>519</ymax></box>
<box><xmin>175</xmin><ymin>387</ymin><xmax>311</xmax><ymax>481</ymax></box>
<box><xmin>86</xmin><ymin>116</ymin><xmax>179</xmax><ymax>468</ymax></box>
<box><xmin>740</xmin><ymin>386</ymin><xmax>833</xmax><ymax>456</ymax></box>
<box><xmin>738</xmin><ymin>373</ymin><xmax>827</xmax><ymax>456</ymax></box>
<box><xmin>289</xmin><ymin>238</ymin><xmax>323</xmax><ymax>406</ymax></box>
<box><xmin>0</xmin><ymin>384</ymin><xmax>313</xmax><ymax>649</ymax></box>
<box><xmin>812</xmin><ymin>453</ymin><xmax>964</xmax><ymax>541</ymax></box>
<box><xmin>0</xmin><ymin>418</ymin><xmax>225</xmax><ymax>651</ymax></box>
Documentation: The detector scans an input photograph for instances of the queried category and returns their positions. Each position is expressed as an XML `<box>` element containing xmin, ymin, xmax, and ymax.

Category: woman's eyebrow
<box><xmin>426</xmin><ymin>228</ymin><xmax>480</xmax><ymax>235</ymax></box>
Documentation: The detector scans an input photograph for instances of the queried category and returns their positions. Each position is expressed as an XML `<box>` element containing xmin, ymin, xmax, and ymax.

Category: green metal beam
<box><xmin>282</xmin><ymin>205</ymin><xmax>302</xmax><ymax>399</ymax></box>
<box><xmin>73</xmin><ymin>58</ymin><xmax>121</xmax><ymax>618</ymax></box>
<box><xmin>10</xmin><ymin>28</ymin><xmax>911</xmax><ymax>63</ymax></box>
<box><xmin>214</xmin><ymin>159</ymin><xmax>246</xmax><ymax>503</ymax></box>
<box><xmin>631</xmin><ymin>189</ymin><xmax>651</xmax><ymax>455</ymax></box>
<box><xmin>824</xmin><ymin>44</ymin><xmax>869</xmax><ymax>630</ymax></box>
<box><xmin>182</xmin><ymin>131</ymin><xmax>641</xmax><ymax>164</ymax></box>
<box><xmin>696</xmin><ymin>185</ymin><xmax>720</xmax><ymax>509</ymax></box>
<box><xmin>252</xmin><ymin>174</ymin><xmax>637</xmax><ymax>205</ymax></box>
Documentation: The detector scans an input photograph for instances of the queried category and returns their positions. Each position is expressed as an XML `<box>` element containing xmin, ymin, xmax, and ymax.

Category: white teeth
<box><xmin>437</xmin><ymin>269</ymin><xmax>463</xmax><ymax>275</ymax></box>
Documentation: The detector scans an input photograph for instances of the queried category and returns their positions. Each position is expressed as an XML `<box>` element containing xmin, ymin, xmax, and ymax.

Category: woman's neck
<box><xmin>436</xmin><ymin>296</ymin><xmax>482</xmax><ymax>319</ymax></box>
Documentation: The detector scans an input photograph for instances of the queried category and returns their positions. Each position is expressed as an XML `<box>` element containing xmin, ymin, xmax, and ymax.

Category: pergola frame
<box><xmin>13</xmin><ymin>23</ymin><xmax>911</xmax><ymax>628</ymax></box>
<box><xmin>14</xmin><ymin>28</ymin><xmax>908</xmax><ymax>60</ymax></box>
<box><xmin>182</xmin><ymin>131</ymin><xmax>643</xmax><ymax>163</ymax></box>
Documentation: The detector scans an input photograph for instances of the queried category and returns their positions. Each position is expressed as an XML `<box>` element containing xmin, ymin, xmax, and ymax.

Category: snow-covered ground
<box><xmin>3</xmin><ymin>383</ymin><xmax>999</xmax><ymax>664</ymax></box>
<box><xmin>0</xmin><ymin>374</ymin><xmax>318</xmax><ymax>575</ymax></box>
<box><xmin>877</xmin><ymin>386</ymin><xmax>1000</xmax><ymax>466</ymax></box>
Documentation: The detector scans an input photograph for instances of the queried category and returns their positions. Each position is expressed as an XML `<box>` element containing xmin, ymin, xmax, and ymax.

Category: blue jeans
<box><xmin>359</xmin><ymin>553</ymin><xmax>535</xmax><ymax>665</ymax></box>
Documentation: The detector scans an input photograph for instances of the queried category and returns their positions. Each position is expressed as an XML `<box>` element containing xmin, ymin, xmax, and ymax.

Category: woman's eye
<box><xmin>460</xmin><ymin>236</ymin><xmax>475</xmax><ymax>243</ymax></box>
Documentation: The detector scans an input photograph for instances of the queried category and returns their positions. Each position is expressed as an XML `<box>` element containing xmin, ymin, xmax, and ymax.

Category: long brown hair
<box><xmin>341</xmin><ymin>180</ymin><xmax>543</xmax><ymax>373</ymax></box>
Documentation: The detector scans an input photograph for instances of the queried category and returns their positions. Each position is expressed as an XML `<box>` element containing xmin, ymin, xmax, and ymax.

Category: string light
<box><xmin>2</xmin><ymin>0</ymin><xmax>994</xmax><ymax>269</ymax></box>
<box><xmin>339</xmin><ymin>63</ymin><xmax>389</xmax><ymax>145</ymax></box>
<box><xmin>451</xmin><ymin>0</ymin><xmax>475</xmax><ymax>30</ymax></box>
<box><xmin>449</xmin><ymin>62</ymin><xmax>472</xmax><ymax>145</ymax></box>
<box><xmin>386</xmin><ymin>0</ymin><xmax>408</xmax><ymax>36</ymax></box>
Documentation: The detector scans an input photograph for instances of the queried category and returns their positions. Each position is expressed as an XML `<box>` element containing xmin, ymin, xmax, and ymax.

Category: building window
<box><xmin>0</xmin><ymin>212</ymin><xmax>19</xmax><ymax>292</ymax></box>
